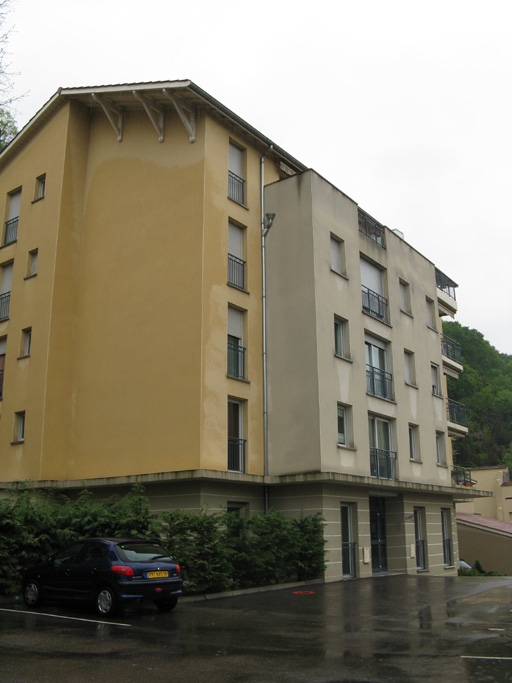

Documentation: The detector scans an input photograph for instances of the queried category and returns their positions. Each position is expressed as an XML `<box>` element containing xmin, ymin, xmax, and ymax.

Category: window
<box><xmin>414</xmin><ymin>507</ymin><xmax>427</xmax><ymax>570</ymax></box>
<box><xmin>228</xmin><ymin>221</ymin><xmax>245</xmax><ymax>289</ymax></box>
<box><xmin>409</xmin><ymin>424</ymin><xmax>420</xmax><ymax>461</ymax></box>
<box><xmin>330</xmin><ymin>235</ymin><xmax>345</xmax><ymax>275</ymax></box>
<box><xmin>20</xmin><ymin>328</ymin><xmax>31</xmax><ymax>357</ymax></box>
<box><xmin>0</xmin><ymin>262</ymin><xmax>13</xmax><ymax>321</ymax></box>
<box><xmin>0</xmin><ymin>336</ymin><xmax>5</xmax><ymax>400</ymax></box>
<box><xmin>337</xmin><ymin>404</ymin><xmax>346</xmax><ymax>445</ymax></box>
<box><xmin>227</xmin><ymin>501</ymin><xmax>248</xmax><ymax>514</ymax></box>
<box><xmin>436</xmin><ymin>431</ymin><xmax>447</xmax><ymax>466</ymax></box>
<box><xmin>361</xmin><ymin>258</ymin><xmax>388</xmax><ymax>322</ymax></box>
<box><xmin>368</xmin><ymin>415</ymin><xmax>396</xmax><ymax>479</ymax></box>
<box><xmin>228</xmin><ymin>307</ymin><xmax>245</xmax><ymax>379</ymax></box>
<box><xmin>228</xmin><ymin>399</ymin><xmax>245</xmax><ymax>472</ymax></box>
<box><xmin>441</xmin><ymin>508</ymin><xmax>453</xmax><ymax>567</ymax></box>
<box><xmin>404</xmin><ymin>350</ymin><xmax>416</xmax><ymax>386</ymax></box>
<box><xmin>431</xmin><ymin>364</ymin><xmax>441</xmax><ymax>396</ymax></box>
<box><xmin>399</xmin><ymin>279</ymin><xmax>412</xmax><ymax>315</ymax></box>
<box><xmin>3</xmin><ymin>190</ymin><xmax>21</xmax><ymax>246</ymax></box>
<box><xmin>365</xmin><ymin>335</ymin><xmax>392</xmax><ymax>400</ymax></box>
<box><xmin>337</xmin><ymin>404</ymin><xmax>353</xmax><ymax>447</ymax></box>
<box><xmin>35</xmin><ymin>174</ymin><xmax>46</xmax><ymax>200</ymax></box>
<box><xmin>228</xmin><ymin>142</ymin><xmax>245</xmax><ymax>205</ymax></box>
<box><xmin>26</xmin><ymin>249</ymin><xmax>38</xmax><ymax>278</ymax></box>
<box><xmin>334</xmin><ymin>317</ymin><xmax>349</xmax><ymax>358</ymax></box>
<box><xmin>426</xmin><ymin>297</ymin><xmax>437</xmax><ymax>329</ymax></box>
<box><xmin>14</xmin><ymin>411</ymin><xmax>25</xmax><ymax>443</ymax></box>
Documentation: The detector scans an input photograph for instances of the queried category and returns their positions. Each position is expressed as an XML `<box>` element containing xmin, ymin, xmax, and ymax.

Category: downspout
<box><xmin>261</xmin><ymin>144</ymin><xmax>273</xmax><ymax>514</ymax></box>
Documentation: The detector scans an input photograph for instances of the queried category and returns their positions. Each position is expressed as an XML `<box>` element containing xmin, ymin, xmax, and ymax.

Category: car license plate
<box><xmin>147</xmin><ymin>570</ymin><xmax>169</xmax><ymax>579</ymax></box>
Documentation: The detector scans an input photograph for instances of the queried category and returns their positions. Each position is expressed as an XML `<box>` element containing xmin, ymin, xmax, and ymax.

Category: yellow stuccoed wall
<box><xmin>0</xmin><ymin>98</ymin><xmax>279</xmax><ymax>482</ymax></box>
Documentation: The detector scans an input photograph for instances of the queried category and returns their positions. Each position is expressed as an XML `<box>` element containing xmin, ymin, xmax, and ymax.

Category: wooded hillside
<box><xmin>443</xmin><ymin>321</ymin><xmax>512</xmax><ymax>471</ymax></box>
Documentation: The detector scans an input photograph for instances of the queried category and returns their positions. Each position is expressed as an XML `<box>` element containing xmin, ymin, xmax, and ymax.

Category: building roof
<box><xmin>0</xmin><ymin>79</ymin><xmax>309</xmax><ymax>175</ymax></box>
<box><xmin>457</xmin><ymin>513</ymin><xmax>512</xmax><ymax>537</ymax></box>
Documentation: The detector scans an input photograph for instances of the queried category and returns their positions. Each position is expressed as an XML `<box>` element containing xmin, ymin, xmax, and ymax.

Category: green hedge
<box><xmin>0</xmin><ymin>484</ymin><xmax>326</xmax><ymax>596</ymax></box>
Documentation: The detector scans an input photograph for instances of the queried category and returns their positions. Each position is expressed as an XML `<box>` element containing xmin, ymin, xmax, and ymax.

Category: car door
<box><xmin>43</xmin><ymin>541</ymin><xmax>88</xmax><ymax>598</ymax></box>
<box><xmin>65</xmin><ymin>541</ymin><xmax>110</xmax><ymax>598</ymax></box>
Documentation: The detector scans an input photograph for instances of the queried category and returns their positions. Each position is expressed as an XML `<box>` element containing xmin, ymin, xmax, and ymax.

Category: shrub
<box><xmin>0</xmin><ymin>485</ymin><xmax>326</xmax><ymax>596</ymax></box>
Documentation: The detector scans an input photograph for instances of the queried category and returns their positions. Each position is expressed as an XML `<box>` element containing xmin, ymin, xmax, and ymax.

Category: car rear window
<box><xmin>116</xmin><ymin>543</ymin><xmax>172</xmax><ymax>562</ymax></box>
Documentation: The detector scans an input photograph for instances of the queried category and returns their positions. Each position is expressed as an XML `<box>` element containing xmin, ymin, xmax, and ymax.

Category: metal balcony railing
<box><xmin>447</xmin><ymin>398</ymin><xmax>467</xmax><ymax>426</ymax></box>
<box><xmin>228</xmin><ymin>341</ymin><xmax>245</xmax><ymax>380</ymax></box>
<box><xmin>228</xmin><ymin>437</ymin><xmax>246</xmax><ymax>472</ymax></box>
<box><xmin>443</xmin><ymin>537</ymin><xmax>453</xmax><ymax>567</ymax></box>
<box><xmin>362</xmin><ymin>286</ymin><xmax>388</xmax><ymax>322</ymax></box>
<box><xmin>370</xmin><ymin>448</ymin><xmax>397</xmax><ymax>480</ymax></box>
<box><xmin>435</xmin><ymin>268</ymin><xmax>457</xmax><ymax>300</ymax></box>
<box><xmin>416</xmin><ymin>539</ymin><xmax>426</xmax><ymax>570</ymax></box>
<box><xmin>441</xmin><ymin>335</ymin><xmax>462</xmax><ymax>364</ymax></box>
<box><xmin>0</xmin><ymin>368</ymin><xmax>3</xmax><ymax>400</ymax></box>
<box><xmin>228</xmin><ymin>171</ymin><xmax>245</xmax><ymax>205</ymax></box>
<box><xmin>358</xmin><ymin>209</ymin><xmax>384</xmax><ymax>246</ymax></box>
<box><xmin>342</xmin><ymin>541</ymin><xmax>357</xmax><ymax>578</ymax></box>
<box><xmin>366</xmin><ymin>365</ymin><xmax>393</xmax><ymax>400</ymax></box>
<box><xmin>3</xmin><ymin>217</ymin><xmax>18</xmax><ymax>245</ymax></box>
<box><xmin>0</xmin><ymin>292</ymin><xmax>10</xmax><ymax>321</ymax></box>
<box><xmin>228</xmin><ymin>254</ymin><xmax>245</xmax><ymax>290</ymax></box>
<box><xmin>452</xmin><ymin>466</ymin><xmax>474</xmax><ymax>486</ymax></box>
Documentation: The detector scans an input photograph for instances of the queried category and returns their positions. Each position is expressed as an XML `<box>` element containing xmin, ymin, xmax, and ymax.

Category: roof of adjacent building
<box><xmin>457</xmin><ymin>513</ymin><xmax>512</xmax><ymax>537</ymax></box>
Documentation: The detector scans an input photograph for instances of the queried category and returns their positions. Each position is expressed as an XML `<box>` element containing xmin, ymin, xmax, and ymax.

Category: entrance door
<box><xmin>370</xmin><ymin>497</ymin><xmax>387</xmax><ymax>573</ymax></box>
<box><xmin>341</xmin><ymin>504</ymin><xmax>356</xmax><ymax>578</ymax></box>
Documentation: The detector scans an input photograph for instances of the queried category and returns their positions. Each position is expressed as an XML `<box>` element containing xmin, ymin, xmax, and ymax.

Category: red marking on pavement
<box><xmin>292</xmin><ymin>590</ymin><xmax>315</xmax><ymax>595</ymax></box>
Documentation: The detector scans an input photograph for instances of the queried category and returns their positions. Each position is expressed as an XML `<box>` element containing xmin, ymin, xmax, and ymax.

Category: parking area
<box><xmin>1</xmin><ymin>575</ymin><xmax>512</xmax><ymax>682</ymax></box>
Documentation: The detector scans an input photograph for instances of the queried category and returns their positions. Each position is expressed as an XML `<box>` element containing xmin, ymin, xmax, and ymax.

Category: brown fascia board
<box><xmin>0</xmin><ymin>80</ymin><xmax>308</xmax><ymax>174</ymax></box>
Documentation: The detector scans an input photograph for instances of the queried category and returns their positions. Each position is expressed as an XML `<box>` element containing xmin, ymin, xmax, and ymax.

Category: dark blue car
<box><xmin>22</xmin><ymin>538</ymin><xmax>182</xmax><ymax>617</ymax></box>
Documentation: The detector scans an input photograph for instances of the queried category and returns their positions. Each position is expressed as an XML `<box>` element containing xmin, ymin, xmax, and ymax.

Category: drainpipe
<box><xmin>261</xmin><ymin>144</ymin><xmax>274</xmax><ymax>514</ymax></box>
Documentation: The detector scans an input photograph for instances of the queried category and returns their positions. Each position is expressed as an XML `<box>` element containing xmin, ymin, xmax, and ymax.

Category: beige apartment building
<box><xmin>0</xmin><ymin>80</ymin><xmax>481</xmax><ymax>581</ymax></box>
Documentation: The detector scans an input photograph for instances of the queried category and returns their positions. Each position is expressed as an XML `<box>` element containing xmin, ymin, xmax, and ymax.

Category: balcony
<box><xmin>435</xmin><ymin>268</ymin><xmax>458</xmax><ymax>316</ymax></box>
<box><xmin>0</xmin><ymin>291</ymin><xmax>10</xmax><ymax>321</ymax></box>
<box><xmin>3</xmin><ymin>217</ymin><xmax>18</xmax><ymax>245</ymax></box>
<box><xmin>452</xmin><ymin>466</ymin><xmax>475</xmax><ymax>487</ymax></box>
<box><xmin>441</xmin><ymin>334</ymin><xmax>463</xmax><ymax>377</ymax></box>
<box><xmin>362</xmin><ymin>286</ymin><xmax>388</xmax><ymax>323</ymax></box>
<box><xmin>228</xmin><ymin>437</ymin><xmax>246</xmax><ymax>472</ymax></box>
<box><xmin>366</xmin><ymin>365</ymin><xmax>393</xmax><ymax>400</ymax></box>
<box><xmin>228</xmin><ymin>254</ymin><xmax>245</xmax><ymax>290</ymax></box>
<box><xmin>370</xmin><ymin>447</ymin><xmax>397</xmax><ymax>480</ymax></box>
<box><xmin>228</xmin><ymin>340</ymin><xmax>245</xmax><ymax>380</ymax></box>
<box><xmin>447</xmin><ymin>398</ymin><xmax>468</xmax><ymax>436</ymax></box>
<box><xmin>228</xmin><ymin>171</ymin><xmax>245</xmax><ymax>205</ymax></box>
<box><xmin>358</xmin><ymin>209</ymin><xmax>384</xmax><ymax>247</ymax></box>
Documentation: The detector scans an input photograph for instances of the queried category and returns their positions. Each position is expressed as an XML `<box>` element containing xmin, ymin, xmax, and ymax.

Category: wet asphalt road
<box><xmin>1</xmin><ymin>575</ymin><xmax>512</xmax><ymax>683</ymax></box>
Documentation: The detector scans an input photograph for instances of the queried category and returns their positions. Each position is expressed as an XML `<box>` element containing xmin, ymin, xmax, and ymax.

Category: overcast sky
<box><xmin>5</xmin><ymin>0</ymin><xmax>512</xmax><ymax>354</ymax></box>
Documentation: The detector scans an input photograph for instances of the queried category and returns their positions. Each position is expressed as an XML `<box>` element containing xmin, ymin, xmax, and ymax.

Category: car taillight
<box><xmin>175</xmin><ymin>564</ymin><xmax>181</xmax><ymax>574</ymax></box>
<box><xmin>111</xmin><ymin>565</ymin><xmax>134</xmax><ymax>577</ymax></box>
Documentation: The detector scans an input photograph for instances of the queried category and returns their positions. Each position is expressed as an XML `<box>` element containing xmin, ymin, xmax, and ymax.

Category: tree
<box><xmin>0</xmin><ymin>0</ymin><xmax>16</xmax><ymax>106</ymax></box>
<box><xmin>444</xmin><ymin>321</ymin><xmax>512</xmax><ymax>471</ymax></box>
<box><xmin>0</xmin><ymin>105</ymin><xmax>16</xmax><ymax>150</ymax></box>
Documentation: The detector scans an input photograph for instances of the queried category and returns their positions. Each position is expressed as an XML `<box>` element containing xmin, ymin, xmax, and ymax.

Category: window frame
<box><xmin>14</xmin><ymin>410</ymin><xmax>25</xmax><ymax>443</ymax></box>
<box><xmin>330</xmin><ymin>234</ymin><xmax>345</xmax><ymax>276</ymax></box>
<box><xmin>20</xmin><ymin>327</ymin><xmax>31</xmax><ymax>358</ymax></box>
<box><xmin>436</xmin><ymin>431</ymin><xmax>447</xmax><ymax>466</ymax></box>
<box><xmin>408</xmin><ymin>424</ymin><xmax>420</xmax><ymax>462</ymax></box>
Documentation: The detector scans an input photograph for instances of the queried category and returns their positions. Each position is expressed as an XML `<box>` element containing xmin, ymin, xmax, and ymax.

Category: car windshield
<box><xmin>116</xmin><ymin>542</ymin><xmax>172</xmax><ymax>562</ymax></box>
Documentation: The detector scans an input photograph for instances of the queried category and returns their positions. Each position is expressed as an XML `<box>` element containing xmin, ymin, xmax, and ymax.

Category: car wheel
<box><xmin>23</xmin><ymin>579</ymin><xmax>43</xmax><ymax>608</ymax></box>
<box><xmin>95</xmin><ymin>586</ymin><xmax>118</xmax><ymax>617</ymax></box>
<box><xmin>154</xmin><ymin>597</ymin><xmax>178</xmax><ymax>612</ymax></box>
